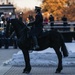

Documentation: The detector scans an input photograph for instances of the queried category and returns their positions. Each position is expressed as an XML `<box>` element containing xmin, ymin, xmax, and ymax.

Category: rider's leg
<box><xmin>32</xmin><ymin>36</ymin><xmax>39</xmax><ymax>49</ymax></box>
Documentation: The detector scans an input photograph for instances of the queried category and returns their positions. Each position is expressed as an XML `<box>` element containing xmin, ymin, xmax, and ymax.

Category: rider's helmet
<box><xmin>35</xmin><ymin>6</ymin><xmax>41</xmax><ymax>13</ymax></box>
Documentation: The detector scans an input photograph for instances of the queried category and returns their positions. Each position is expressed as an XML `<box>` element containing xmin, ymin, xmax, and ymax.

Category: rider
<box><xmin>28</xmin><ymin>6</ymin><xmax>43</xmax><ymax>50</ymax></box>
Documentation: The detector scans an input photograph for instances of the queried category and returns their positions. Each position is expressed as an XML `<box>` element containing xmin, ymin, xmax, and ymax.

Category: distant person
<box><xmin>19</xmin><ymin>12</ymin><xmax>23</xmax><ymax>22</ymax></box>
<box><xmin>15</xmin><ymin>12</ymin><xmax>23</xmax><ymax>22</ymax></box>
<box><xmin>4</xmin><ymin>13</ymin><xmax>11</xmax><ymax>49</ymax></box>
<box><xmin>61</xmin><ymin>15</ymin><xmax>68</xmax><ymax>26</ymax></box>
<box><xmin>28</xmin><ymin>15</ymin><xmax>34</xmax><ymax>22</ymax></box>
<box><xmin>49</xmin><ymin>14</ymin><xmax>54</xmax><ymax>29</ymax></box>
<box><xmin>43</xmin><ymin>17</ymin><xmax>48</xmax><ymax>25</ymax></box>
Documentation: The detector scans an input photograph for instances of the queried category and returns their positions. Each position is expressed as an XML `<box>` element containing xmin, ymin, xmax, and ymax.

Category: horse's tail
<box><xmin>60</xmin><ymin>34</ymin><xmax>68</xmax><ymax>57</ymax></box>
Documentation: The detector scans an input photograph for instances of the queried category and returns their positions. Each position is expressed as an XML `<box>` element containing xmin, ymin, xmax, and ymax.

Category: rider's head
<box><xmin>35</xmin><ymin>6</ymin><xmax>41</xmax><ymax>13</ymax></box>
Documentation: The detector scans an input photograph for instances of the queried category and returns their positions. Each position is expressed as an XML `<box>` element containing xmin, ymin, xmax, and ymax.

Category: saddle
<box><xmin>38</xmin><ymin>31</ymin><xmax>49</xmax><ymax>38</ymax></box>
<box><xmin>27</xmin><ymin>28</ymin><xmax>50</xmax><ymax>39</ymax></box>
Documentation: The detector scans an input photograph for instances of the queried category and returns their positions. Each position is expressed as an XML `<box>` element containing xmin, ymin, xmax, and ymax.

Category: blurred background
<box><xmin>0</xmin><ymin>0</ymin><xmax>75</xmax><ymax>49</ymax></box>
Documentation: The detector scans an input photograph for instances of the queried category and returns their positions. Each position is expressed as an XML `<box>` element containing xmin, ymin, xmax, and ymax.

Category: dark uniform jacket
<box><xmin>29</xmin><ymin>12</ymin><xmax>43</xmax><ymax>37</ymax></box>
<box><xmin>49</xmin><ymin>15</ymin><xmax>54</xmax><ymax>26</ymax></box>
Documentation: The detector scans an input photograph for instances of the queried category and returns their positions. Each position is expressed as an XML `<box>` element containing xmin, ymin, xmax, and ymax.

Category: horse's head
<box><xmin>6</xmin><ymin>19</ymin><xmax>29</xmax><ymax>39</ymax></box>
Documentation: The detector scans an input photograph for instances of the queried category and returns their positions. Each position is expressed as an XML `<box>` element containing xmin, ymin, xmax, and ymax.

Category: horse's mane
<box><xmin>10</xmin><ymin>19</ymin><xmax>29</xmax><ymax>38</ymax></box>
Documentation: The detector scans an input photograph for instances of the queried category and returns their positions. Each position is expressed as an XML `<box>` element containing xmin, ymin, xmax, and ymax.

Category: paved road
<box><xmin>0</xmin><ymin>47</ymin><xmax>75</xmax><ymax>75</ymax></box>
<box><xmin>1</xmin><ymin>66</ymin><xmax>75</xmax><ymax>75</ymax></box>
<box><xmin>0</xmin><ymin>47</ymin><xmax>18</xmax><ymax>65</ymax></box>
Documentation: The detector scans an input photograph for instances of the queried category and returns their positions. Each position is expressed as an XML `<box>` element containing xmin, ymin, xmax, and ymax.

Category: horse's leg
<box><xmin>54</xmin><ymin>47</ymin><xmax>63</xmax><ymax>73</ymax></box>
<box><xmin>22</xmin><ymin>49</ymin><xmax>31</xmax><ymax>74</ymax></box>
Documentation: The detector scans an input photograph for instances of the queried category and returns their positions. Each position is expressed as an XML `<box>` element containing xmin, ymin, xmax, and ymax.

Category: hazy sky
<box><xmin>13</xmin><ymin>0</ymin><xmax>42</xmax><ymax>9</ymax></box>
<box><xmin>0</xmin><ymin>0</ymin><xmax>42</xmax><ymax>9</ymax></box>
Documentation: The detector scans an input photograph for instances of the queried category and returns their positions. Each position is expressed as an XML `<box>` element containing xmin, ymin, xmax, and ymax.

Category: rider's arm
<box><xmin>27</xmin><ymin>14</ymin><xmax>39</xmax><ymax>26</ymax></box>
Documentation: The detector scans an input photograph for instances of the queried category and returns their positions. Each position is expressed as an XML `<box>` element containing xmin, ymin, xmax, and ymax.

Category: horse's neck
<box><xmin>12</xmin><ymin>19</ymin><xmax>27</xmax><ymax>39</ymax></box>
<box><xmin>14</xmin><ymin>26</ymin><xmax>27</xmax><ymax>39</ymax></box>
<box><xmin>13</xmin><ymin>26</ymin><xmax>22</xmax><ymax>38</ymax></box>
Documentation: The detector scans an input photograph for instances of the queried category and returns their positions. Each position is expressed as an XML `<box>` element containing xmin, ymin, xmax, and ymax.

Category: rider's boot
<box><xmin>33</xmin><ymin>36</ymin><xmax>39</xmax><ymax>50</ymax></box>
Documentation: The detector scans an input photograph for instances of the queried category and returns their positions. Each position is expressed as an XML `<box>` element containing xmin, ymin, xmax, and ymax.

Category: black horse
<box><xmin>7</xmin><ymin>19</ymin><xmax>68</xmax><ymax>74</ymax></box>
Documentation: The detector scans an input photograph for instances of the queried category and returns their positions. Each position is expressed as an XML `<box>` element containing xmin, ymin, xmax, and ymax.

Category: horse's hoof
<box><xmin>23</xmin><ymin>67</ymin><xmax>31</xmax><ymax>74</ymax></box>
<box><xmin>55</xmin><ymin>70</ymin><xmax>61</xmax><ymax>73</ymax></box>
<box><xmin>55</xmin><ymin>68</ymin><xmax>63</xmax><ymax>73</ymax></box>
<box><xmin>23</xmin><ymin>71</ymin><xmax>30</xmax><ymax>74</ymax></box>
